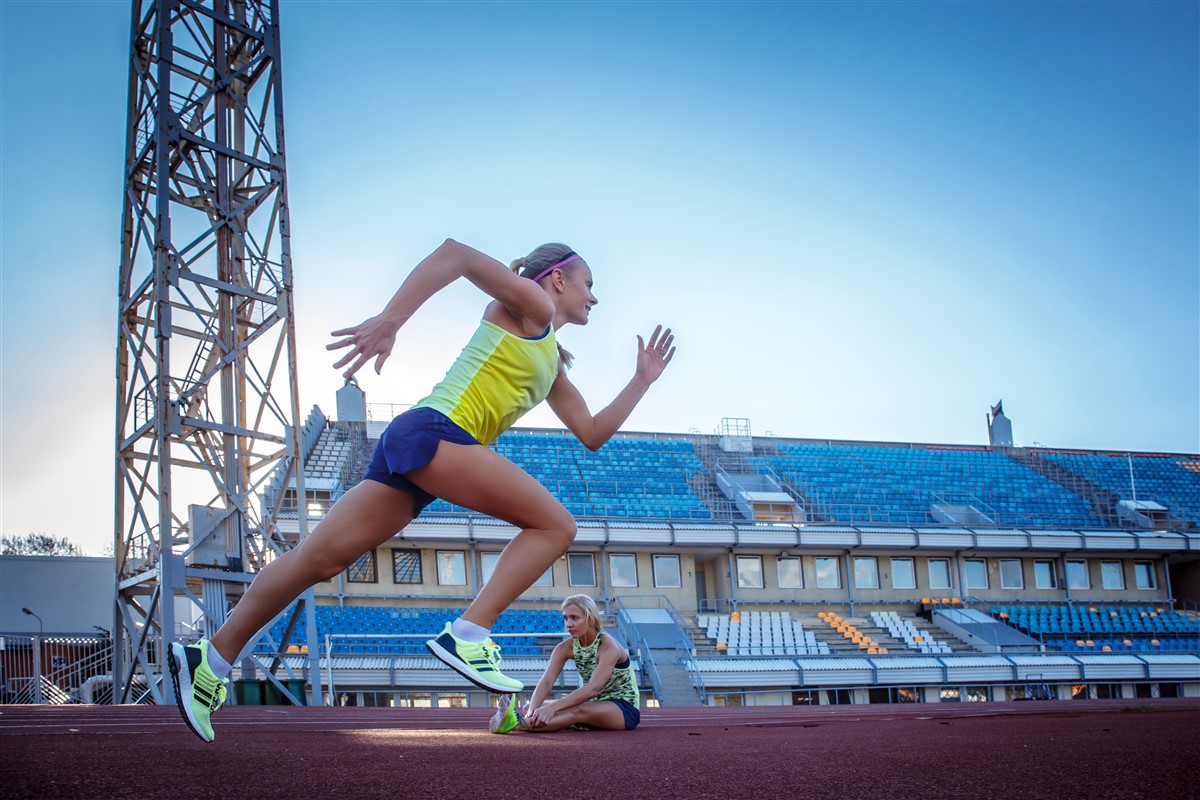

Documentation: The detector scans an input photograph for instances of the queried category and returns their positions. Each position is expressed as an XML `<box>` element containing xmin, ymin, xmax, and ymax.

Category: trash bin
<box><xmin>234</xmin><ymin>679</ymin><xmax>265</xmax><ymax>706</ymax></box>
<box><xmin>264</xmin><ymin>678</ymin><xmax>307</xmax><ymax>706</ymax></box>
<box><xmin>285</xmin><ymin>678</ymin><xmax>307</xmax><ymax>706</ymax></box>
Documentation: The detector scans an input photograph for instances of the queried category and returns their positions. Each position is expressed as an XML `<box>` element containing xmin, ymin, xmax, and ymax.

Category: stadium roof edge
<box><xmin>353</xmin><ymin>405</ymin><xmax>1199</xmax><ymax>456</ymax></box>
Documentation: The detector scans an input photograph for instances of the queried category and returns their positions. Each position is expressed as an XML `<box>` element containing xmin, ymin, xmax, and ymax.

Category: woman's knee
<box><xmin>548</xmin><ymin>513</ymin><xmax>577</xmax><ymax>554</ymax></box>
<box><xmin>292</xmin><ymin>538</ymin><xmax>357</xmax><ymax>582</ymax></box>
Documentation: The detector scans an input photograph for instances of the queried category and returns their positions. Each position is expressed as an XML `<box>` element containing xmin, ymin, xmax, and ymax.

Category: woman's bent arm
<box><xmin>526</xmin><ymin>640</ymin><xmax>624</xmax><ymax>728</ymax></box>
<box><xmin>328</xmin><ymin>239</ymin><xmax>554</xmax><ymax>379</ymax></box>
<box><xmin>546</xmin><ymin>325</ymin><xmax>676</xmax><ymax>451</ymax></box>
<box><xmin>525</xmin><ymin>640</ymin><xmax>571</xmax><ymax>715</ymax></box>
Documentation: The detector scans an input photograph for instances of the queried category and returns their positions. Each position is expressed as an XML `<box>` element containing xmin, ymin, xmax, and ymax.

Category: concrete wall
<box><xmin>1</xmin><ymin>556</ymin><xmax>114</xmax><ymax>633</ymax></box>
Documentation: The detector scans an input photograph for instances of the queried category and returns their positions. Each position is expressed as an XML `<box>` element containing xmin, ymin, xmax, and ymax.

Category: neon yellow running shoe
<box><xmin>425</xmin><ymin>622</ymin><xmax>524</xmax><ymax>693</ymax></box>
<box><xmin>489</xmin><ymin>693</ymin><xmax>523</xmax><ymax>734</ymax></box>
<box><xmin>168</xmin><ymin>639</ymin><xmax>228</xmax><ymax>743</ymax></box>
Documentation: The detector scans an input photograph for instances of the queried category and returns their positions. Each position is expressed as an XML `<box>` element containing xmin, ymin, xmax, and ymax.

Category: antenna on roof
<box><xmin>987</xmin><ymin>400</ymin><xmax>1013</xmax><ymax>447</ymax></box>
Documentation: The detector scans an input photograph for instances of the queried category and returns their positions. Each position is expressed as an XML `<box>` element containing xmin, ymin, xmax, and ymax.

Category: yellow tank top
<box><xmin>415</xmin><ymin>320</ymin><xmax>559</xmax><ymax>445</ymax></box>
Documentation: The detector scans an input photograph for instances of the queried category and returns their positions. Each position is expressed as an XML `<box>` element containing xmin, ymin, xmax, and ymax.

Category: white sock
<box><xmin>451</xmin><ymin>618</ymin><xmax>490</xmax><ymax>643</ymax></box>
<box><xmin>206</xmin><ymin>642</ymin><xmax>233</xmax><ymax>679</ymax></box>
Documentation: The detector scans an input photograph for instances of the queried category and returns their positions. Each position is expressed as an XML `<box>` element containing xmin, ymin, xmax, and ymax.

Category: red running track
<box><xmin>1</xmin><ymin>699</ymin><xmax>1197</xmax><ymax>800</ymax></box>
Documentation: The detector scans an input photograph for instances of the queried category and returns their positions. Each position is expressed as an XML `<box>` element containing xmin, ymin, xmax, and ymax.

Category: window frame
<box><xmin>1033</xmin><ymin>560</ymin><xmax>1058</xmax><ymax>590</ymax></box>
<box><xmin>999</xmin><ymin>559</ymin><xmax>1024</xmax><ymax>590</ymax></box>
<box><xmin>435</xmin><ymin>550</ymin><xmax>467</xmax><ymax>586</ymax></box>
<box><xmin>736</xmin><ymin>555</ymin><xmax>765</xmax><ymax>590</ymax></box>
<box><xmin>609</xmin><ymin>553</ymin><xmax>639</xmax><ymax>588</ymax></box>
<box><xmin>964</xmin><ymin>558</ymin><xmax>988</xmax><ymax>591</ymax></box>
<box><xmin>815</xmin><ymin>556</ymin><xmax>841</xmax><ymax>589</ymax></box>
<box><xmin>1133</xmin><ymin>561</ymin><xmax>1157</xmax><ymax>591</ymax></box>
<box><xmin>853</xmin><ymin>556</ymin><xmax>880</xmax><ymax>590</ymax></box>
<box><xmin>777</xmin><ymin>557</ymin><xmax>804</xmax><ymax>589</ymax></box>
<box><xmin>347</xmin><ymin>549</ymin><xmax>378</xmax><ymax>583</ymax></box>
<box><xmin>927</xmin><ymin>558</ymin><xmax>952</xmax><ymax>591</ymax></box>
<box><xmin>567</xmin><ymin>553</ymin><xmax>597</xmax><ymax>587</ymax></box>
<box><xmin>1065</xmin><ymin>560</ymin><xmax>1089</xmax><ymax>590</ymax></box>
<box><xmin>1100</xmin><ymin>560</ymin><xmax>1125</xmax><ymax>591</ymax></box>
<box><xmin>391</xmin><ymin>549</ymin><xmax>422</xmax><ymax>585</ymax></box>
<box><xmin>890</xmin><ymin>557</ymin><xmax>916</xmax><ymax>590</ymax></box>
<box><xmin>653</xmin><ymin>554</ymin><xmax>682</xmax><ymax>589</ymax></box>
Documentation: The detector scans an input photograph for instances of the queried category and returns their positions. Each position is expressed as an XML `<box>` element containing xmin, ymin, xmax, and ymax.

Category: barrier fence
<box><xmin>0</xmin><ymin>634</ymin><xmax>153</xmax><ymax>705</ymax></box>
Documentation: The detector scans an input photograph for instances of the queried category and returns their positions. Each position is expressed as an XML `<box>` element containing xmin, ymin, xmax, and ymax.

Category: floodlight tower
<box><xmin>115</xmin><ymin>0</ymin><xmax>320</xmax><ymax>704</ymax></box>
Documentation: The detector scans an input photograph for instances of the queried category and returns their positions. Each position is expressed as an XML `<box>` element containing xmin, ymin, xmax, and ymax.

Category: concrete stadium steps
<box><xmin>800</xmin><ymin>609</ymin><xmax>975</xmax><ymax>655</ymax></box>
<box><xmin>652</xmin><ymin>659</ymin><xmax>704</xmax><ymax>706</ymax></box>
<box><xmin>303</xmin><ymin>427</ymin><xmax>352</xmax><ymax>482</ymax></box>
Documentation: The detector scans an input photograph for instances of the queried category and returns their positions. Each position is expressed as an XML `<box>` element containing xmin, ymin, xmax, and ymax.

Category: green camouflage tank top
<box><xmin>571</xmin><ymin>632</ymin><xmax>640</xmax><ymax>706</ymax></box>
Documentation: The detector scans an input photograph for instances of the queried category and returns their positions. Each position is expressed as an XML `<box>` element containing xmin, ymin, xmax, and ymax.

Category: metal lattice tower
<box><xmin>115</xmin><ymin>0</ymin><xmax>320</xmax><ymax>704</ymax></box>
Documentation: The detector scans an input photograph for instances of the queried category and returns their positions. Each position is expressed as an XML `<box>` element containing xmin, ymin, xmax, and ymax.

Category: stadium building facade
<box><xmin>252</xmin><ymin>388</ymin><xmax>1200</xmax><ymax>709</ymax></box>
<box><xmin>4</xmin><ymin>390</ymin><xmax>1198</xmax><ymax>708</ymax></box>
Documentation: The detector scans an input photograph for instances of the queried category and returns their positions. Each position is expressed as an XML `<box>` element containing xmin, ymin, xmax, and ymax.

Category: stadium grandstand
<box><xmin>239</xmin><ymin>382</ymin><xmax>1200</xmax><ymax>709</ymax></box>
<box><xmin>4</xmin><ymin>384</ymin><xmax>1198</xmax><ymax>708</ymax></box>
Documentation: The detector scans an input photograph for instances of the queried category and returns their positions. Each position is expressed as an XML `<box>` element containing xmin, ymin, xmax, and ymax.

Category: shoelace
<box><xmin>483</xmin><ymin>640</ymin><xmax>503</xmax><ymax>669</ymax></box>
<box><xmin>194</xmin><ymin>672</ymin><xmax>228</xmax><ymax>712</ymax></box>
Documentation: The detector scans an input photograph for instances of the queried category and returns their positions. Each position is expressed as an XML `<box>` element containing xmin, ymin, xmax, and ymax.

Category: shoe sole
<box><xmin>488</xmin><ymin>695</ymin><xmax>514</xmax><ymax>734</ymax></box>
<box><xmin>168</xmin><ymin>643</ymin><xmax>213</xmax><ymax>743</ymax></box>
<box><xmin>425</xmin><ymin>639</ymin><xmax>524</xmax><ymax>693</ymax></box>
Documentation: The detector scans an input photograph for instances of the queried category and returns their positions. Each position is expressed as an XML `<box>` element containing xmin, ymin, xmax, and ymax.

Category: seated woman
<box><xmin>489</xmin><ymin>594</ymin><xmax>640</xmax><ymax>733</ymax></box>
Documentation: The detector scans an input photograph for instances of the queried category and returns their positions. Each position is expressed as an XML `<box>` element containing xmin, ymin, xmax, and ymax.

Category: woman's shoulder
<box><xmin>599</xmin><ymin>632</ymin><xmax>628</xmax><ymax>657</ymax></box>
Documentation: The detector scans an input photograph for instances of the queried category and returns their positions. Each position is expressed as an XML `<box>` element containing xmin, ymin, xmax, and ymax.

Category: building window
<box><xmin>482</xmin><ymin>552</ymin><xmax>551</xmax><ymax>586</ymax></box>
<box><xmin>392</xmin><ymin>550</ymin><xmax>422</xmax><ymax>584</ymax></box>
<box><xmin>815</xmin><ymin>556</ymin><xmax>841</xmax><ymax>589</ymax></box>
<box><xmin>610</xmin><ymin>554</ymin><xmax>638</xmax><ymax>588</ymax></box>
<box><xmin>853</xmin><ymin>557</ymin><xmax>879</xmax><ymax>589</ymax></box>
<box><xmin>964</xmin><ymin>559</ymin><xmax>988</xmax><ymax>590</ymax></box>
<box><xmin>568</xmin><ymin>553</ymin><xmax>597</xmax><ymax>587</ymax></box>
<box><xmin>653</xmin><ymin>555</ymin><xmax>682</xmax><ymax>589</ymax></box>
<box><xmin>1101</xmin><ymin>561</ymin><xmax>1124</xmax><ymax>590</ymax></box>
<box><xmin>1134</xmin><ymin>561</ymin><xmax>1157</xmax><ymax>590</ymax></box>
<box><xmin>480</xmin><ymin>552</ymin><xmax>500</xmax><ymax>584</ymax></box>
<box><xmin>778</xmin><ymin>557</ymin><xmax>803</xmax><ymax>589</ymax></box>
<box><xmin>737</xmin><ymin>556</ymin><xmax>764</xmax><ymax>589</ymax></box>
<box><xmin>999</xmin><ymin>559</ymin><xmax>1023</xmax><ymax>590</ymax></box>
<box><xmin>890</xmin><ymin>558</ymin><xmax>916</xmax><ymax>590</ymax></box>
<box><xmin>347</xmin><ymin>550</ymin><xmax>377</xmax><ymax>583</ymax></box>
<box><xmin>1033</xmin><ymin>560</ymin><xmax>1058</xmax><ymax>590</ymax></box>
<box><xmin>928</xmin><ymin>559</ymin><xmax>951</xmax><ymax>590</ymax></box>
<box><xmin>436</xmin><ymin>550</ymin><xmax>466</xmax><ymax>586</ymax></box>
<box><xmin>1065</xmin><ymin>560</ymin><xmax>1089</xmax><ymax>590</ymax></box>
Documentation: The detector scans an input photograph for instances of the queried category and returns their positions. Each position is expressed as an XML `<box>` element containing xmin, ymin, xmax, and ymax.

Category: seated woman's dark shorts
<box><xmin>609</xmin><ymin>698</ymin><xmax>640</xmax><ymax>730</ymax></box>
<box><xmin>362</xmin><ymin>407</ymin><xmax>480</xmax><ymax>515</ymax></box>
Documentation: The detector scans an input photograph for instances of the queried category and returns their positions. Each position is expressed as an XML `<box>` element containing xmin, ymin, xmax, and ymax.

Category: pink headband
<box><xmin>530</xmin><ymin>253</ymin><xmax>581</xmax><ymax>283</ymax></box>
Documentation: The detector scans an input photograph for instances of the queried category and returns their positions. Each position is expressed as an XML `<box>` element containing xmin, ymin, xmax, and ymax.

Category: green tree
<box><xmin>0</xmin><ymin>533</ymin><xmax>85</xmax><ymax>556</ymax></box>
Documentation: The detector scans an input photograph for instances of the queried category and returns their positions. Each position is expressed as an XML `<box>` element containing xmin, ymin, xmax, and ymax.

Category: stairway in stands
<box><xmin>686</xmin><ymin>435</ymin><xmax>742</xmax><ymax>520</ymax></box>
<box><xmin>652</xmin><ymin>658</ymin><xmax>704</xmax><ymax>707</ymax></box>
<box><xmin>1006</xmin><ymin>448</ymin><xmax>1122</xmax><ymax>527</ymax></box>
<box><xmin>687</xmin><ymin>434</ymin><xmax>819</xmax><ymax>522</ymax></box>
<box><xmin>797</xmin><ymin>609</ymin><xmax>974</xmax><ymax>655</ymax></box>
<box><xmin>338</xmin><ymin>422</ymin><xmax>373</xmax><ymax>488</ymax></box>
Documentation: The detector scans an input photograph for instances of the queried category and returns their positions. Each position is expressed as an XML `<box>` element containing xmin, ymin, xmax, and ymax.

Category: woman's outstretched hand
<box><xmin>635</xmin><ymin>325</ymin><xmax>676</xmax><ymax>385</ymax></box>
<box><xmin>328</xmin><ymin>315</ymin><xmax>400</xmax><ymax>379</ymax></box>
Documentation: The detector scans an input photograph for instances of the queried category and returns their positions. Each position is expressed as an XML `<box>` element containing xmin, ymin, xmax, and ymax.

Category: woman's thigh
<box><xmin>407</xmin><ymin>441</ymin><xmax>573</xmax><ymax>532</ymax></box>
<box><xmin>296</xmin><ymin>479</ymin><xmax>418</xmax><ymax>566</ymax></box>
<box><xmin>570</xmin><ymin>701</ymin><xmax>629</xmax><ymax>731</ymax></box>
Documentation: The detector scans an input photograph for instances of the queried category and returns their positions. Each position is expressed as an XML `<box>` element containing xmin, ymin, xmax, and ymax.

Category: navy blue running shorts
<box><xmin>362</xmin><ymin>406</ymin><xmax>480</xmax><ymax>515</ymax></box>
<box><xmin>608</xmin><ymin>697</ymin><xmax>641</xmax><ymax>730</ymax></box>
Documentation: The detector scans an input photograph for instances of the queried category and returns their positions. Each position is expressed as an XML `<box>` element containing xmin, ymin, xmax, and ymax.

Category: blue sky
<box><xmin>2</xmin><ymin>0</ymin><xmax>1197</xmax><ymax>554</ymax></box>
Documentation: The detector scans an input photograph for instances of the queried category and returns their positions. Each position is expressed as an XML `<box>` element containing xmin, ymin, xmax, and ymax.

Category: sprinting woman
<box><xmin>490</xmin><ymin>594</ymin><xmax>640</xmax><ymax>734</ymax></box>
<box><xmin>167</xmin><ymin>240</ymin><xmax>674</xmax><ymax>742</ymax></box>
